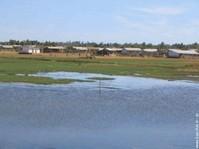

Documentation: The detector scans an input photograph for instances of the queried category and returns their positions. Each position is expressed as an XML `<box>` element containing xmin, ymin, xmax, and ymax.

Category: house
<box><xmin>86</xmin><ymin>47</ymin><xmax>103</xmax><ymax>56</ymax></box>
<box><xmin>1</xmin><ymin>45</ymin><xmax>14</xmax><ymax>49</ymax></box>
<box><xmin>167</xmin><ymin>49</ymin><xmax>199</xmax><ymax>58</ymax></box>
<box><xmin>97</xmin><ymin>48</ymin><xmax>122</xmax><ymax>56</ymax></box>
<box><xmin>43</xmin><ymin>46</ymin><xmax>65</xmax><ymax>53</ymax></box>
<box><xmin>121</xmin><ymin>48</ymin><xmax>142</xmax><ymax>56</ymax></box>
<box><xmin>72</xmin><ymin>47</ymin><xmax>90</xmax><ymax>54</ymax></box>
<box><xmin>143</xmin><ymin>49</ymin><xmax>158</xmax><ymax>56</ymax></box>
<box><xmin>19</xmin><ymin>46</ymin><xmax>40</xmax><ymax>54</ymax></box>
<box><xmin>97</xmin><ymin>48</ymin><xmax>110</xmax><ymax>56</ymax></box>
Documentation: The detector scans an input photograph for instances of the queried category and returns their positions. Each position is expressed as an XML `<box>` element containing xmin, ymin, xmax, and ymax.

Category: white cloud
<box><xmin>114</xmin><ymin>15</ymin><xmax>141</xmax><ymax>28</ymax></box>
<box><xmin>132</xmin><ymin>6</ymin><xmax>186</xmax><ymax>16</ymax></box>
<box><xmin>114</xmin><ymin>14</ymin><xmax>199</xmax><ymax>44</ymax></box>
<box><xmin>115</xmin><ymin>15</ymin><xmax>168</xmax><ymax>30</ymax></box>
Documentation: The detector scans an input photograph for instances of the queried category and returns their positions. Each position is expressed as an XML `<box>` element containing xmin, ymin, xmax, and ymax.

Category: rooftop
<box><xmin>144</xmin><ymin>49</ymin><xmax>158</xmax><ymax>52</ymax></box>
<box><xmin>123</xmin><ymin>48</ymin><xmax>142</xmax><ymax>51</ymax></box>
<box><xmin>169</xmin><ymin>49</ymin><xmax>199</xmax><ymax>55</ymax></box>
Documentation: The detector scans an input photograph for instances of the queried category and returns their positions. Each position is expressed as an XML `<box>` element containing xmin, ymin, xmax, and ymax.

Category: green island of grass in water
<box><xmin>0</xmin><ymin>74</ymin><xmax>75</xmax><ymax>85</ymax></box>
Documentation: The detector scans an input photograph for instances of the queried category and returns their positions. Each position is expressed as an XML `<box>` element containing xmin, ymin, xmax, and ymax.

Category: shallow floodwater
<box><xmin>0</xmin><ymin>72</ymin><xmax>199</xmax><ymax>149</ymax></box>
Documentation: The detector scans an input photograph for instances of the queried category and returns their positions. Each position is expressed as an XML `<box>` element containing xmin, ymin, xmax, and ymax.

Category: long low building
<box><xmin>97</xmin><ymin>48</ymin><xmax>122</xmax><ymax>56</ymax></box>
<box><xmin>73</xmin><ymin>46</ymin><xmax>88</xmax><ymax>51</ymax></box>
<box><xmin>0</xmin><ymin>45</ymin><xmax>14</xmax><ymax>49</ymax></box>
<box><xmin>143</xmin><ymin>49</ymin><xmax>159</xmax><ymax>56</ymax></box>
<box><xmin>43</xmin><ymin>46</ymin><xmax>65</xmax><ymax>53</ymax></box>
<box><xmin>121</xmin><ymin>48</ymin><xmax>142</xmax><ymax>56</ymax></box>
<box><xmin>0</xmin><ymin>45</ymin><xmax>22</xmax><ymax>51</ymax></box>
<box><xmin>167</xmin><ymin>49</ymin><xmax>199</xmax><ymax>58</ymax></box>
<box><xmin>106</xmin><ymin>48</ymin><xmax>122</xmax><ymax>52</ymax></box>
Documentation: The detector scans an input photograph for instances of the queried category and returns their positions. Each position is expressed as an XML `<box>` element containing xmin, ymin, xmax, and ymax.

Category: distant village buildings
<box><xmin>0</xmin><ymin>44</ymin><xmax>199</xmax><ymax>58</ymax></box>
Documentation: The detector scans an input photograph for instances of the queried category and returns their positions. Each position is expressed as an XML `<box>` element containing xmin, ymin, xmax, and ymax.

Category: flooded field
<box><xmin>0</xmin><ymin>72</ymin><xmax>199</xmax><ymax>149</ymax></box>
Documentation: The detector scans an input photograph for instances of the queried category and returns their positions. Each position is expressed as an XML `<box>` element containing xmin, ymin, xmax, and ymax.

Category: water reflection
<box><xmin>0</xmin><ymin>72</ymin><xmax>199</xmax><ymax>149</ymax></box>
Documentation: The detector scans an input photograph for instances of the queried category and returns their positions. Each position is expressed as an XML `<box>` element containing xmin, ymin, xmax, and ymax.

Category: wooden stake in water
<box><xmin>196</xmin><ymin>113</ymin><xmax>199</xmax><ymax>149</ymax></box>
<box><xmin>99</xmin><ymin>79</ymin><xmax>101</xmax><ymax>96</ymax></box>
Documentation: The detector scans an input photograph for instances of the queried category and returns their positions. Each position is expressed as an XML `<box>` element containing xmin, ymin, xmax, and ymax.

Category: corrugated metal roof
<box><xmin>123</xmin><ymin>48</ymin><xmax>142</xmax><ymax>51</ymax></box>
<box><xmin>144</xmin><ymin>49</ymin><xmax>158</xmax><ymax>52</ymax></box>
<box><xmin>87</xmin><ymin>47</ymin><xmax>104</xmax><ymax>51</ymax></box>
<box><xmin>13</xmin><ymin>45</ymin><xmax>22</xmax><ymax>48</ymax></box>
<box><xmin>73</xmin><ymin>47</ymin><xmax>88</xmax><ymax>51</ymax></box>
<box><xmin>1</xmin><ymin>45</ymin><xmax>14</xmax><ymax>49</ymax></box>
<box><xmin>106</xmin><ymin>48</ymin><xmax>122</xmax><ymax>52</ymax></box>
<box><xmin>169</xmin><ymin>49</ymin><xmax>199</xmax><ymax>55</ymax></box>
<box><xmin>47</xmin><ymin>46</ymin><xmax>65</xmax><ymax>50</ymax></box>
<box><xmin>97</xmin><ymin>48</ymin><xmax>104</xmax><ymax>51</ymax></box>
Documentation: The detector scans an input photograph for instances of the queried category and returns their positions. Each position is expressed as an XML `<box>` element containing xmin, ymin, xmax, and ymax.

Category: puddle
<box><xmin>29</xmin><ymin>71</ymin><xmax>198</xmax><ymax>90</ymax></box>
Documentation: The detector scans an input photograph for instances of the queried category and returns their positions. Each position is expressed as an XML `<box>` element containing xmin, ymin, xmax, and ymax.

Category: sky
<box><xmin>0</xmin><ymin>0</ymin><xmax>199</xmax><ymax>44</ymax></box>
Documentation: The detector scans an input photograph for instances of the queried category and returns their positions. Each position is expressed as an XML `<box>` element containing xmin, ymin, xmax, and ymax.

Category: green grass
<box><xmin>0</xmin><ymin>74</ymin><xmax>74</xmax><ymax>84</ymax></box>
<box><xmin>0</xmin><ymin>56</ymin><xmax>199</xmax><ymax>84</ymax></box>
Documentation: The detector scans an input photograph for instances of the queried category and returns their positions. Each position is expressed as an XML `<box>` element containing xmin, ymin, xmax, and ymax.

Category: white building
<box><xmin>168</xmin><ymin>49</ymin><xmax>199</xmax><ymax>58</ymax></box>
<box><xmin>20</xmin><ymin>46</ymin><xmax>40</xmax><ymax>54</ymax></box>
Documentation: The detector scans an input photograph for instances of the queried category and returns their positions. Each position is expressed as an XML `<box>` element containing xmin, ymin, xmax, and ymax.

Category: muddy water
<box><xmin>0</xmin><ymin>72</ymin><xmax>198</xmax><ymax>149</ymax></box>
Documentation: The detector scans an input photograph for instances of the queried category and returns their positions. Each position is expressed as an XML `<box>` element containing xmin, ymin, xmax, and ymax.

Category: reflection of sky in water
<box><xmin>0</xmin><ymin>72</ymin><xmax>199</xmax><ymax>149</ymax></box>
<box><xmin>31</xmin><ymin>72</ymin><xmax>113</xmax><ymax>80</ymax></box>
<box><xmin>31</xmin><ymin>71</ymin><xmax>196</xmax><ymax>90</ymax></box>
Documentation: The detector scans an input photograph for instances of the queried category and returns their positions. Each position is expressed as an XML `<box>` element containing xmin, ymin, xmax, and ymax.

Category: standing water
<box><xmin>0</xmin><ymin>72</ymin><xmax>199</xmax><ymax>149</ymax></box>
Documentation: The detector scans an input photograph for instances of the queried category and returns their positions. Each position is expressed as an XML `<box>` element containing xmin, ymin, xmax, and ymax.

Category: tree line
<box><xmin>1</xmin><ymin>40</ymin><xmax>199</xmax><ymax>50</ymax></box>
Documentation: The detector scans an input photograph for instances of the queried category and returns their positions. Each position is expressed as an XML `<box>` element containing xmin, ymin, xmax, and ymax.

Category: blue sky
<box><xmin>0</xmin><ymin>0</ymin><xmax>199</xmax><ymax>43</ymax></box>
